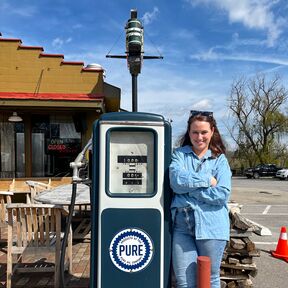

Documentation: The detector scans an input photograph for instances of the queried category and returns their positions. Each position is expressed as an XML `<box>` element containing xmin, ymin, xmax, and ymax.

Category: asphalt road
<box><xmin>230</xmin><ymin>177</ymin><xmax>288</xmax><ymax>288</ymax></box>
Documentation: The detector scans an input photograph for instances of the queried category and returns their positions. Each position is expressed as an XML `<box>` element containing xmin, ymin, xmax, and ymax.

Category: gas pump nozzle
<box><xmin>61</xmin><ymin>138</ymin><xmax>93</xmax><ymax>287</ymax></box>
<box><xmin>70</xmin><ymin>138</ymin><xmax>92</xmax><ymax>182</ymax></box>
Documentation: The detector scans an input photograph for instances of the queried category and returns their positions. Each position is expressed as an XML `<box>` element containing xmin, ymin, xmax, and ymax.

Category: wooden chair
<box><xmin>25</xmin><ymin>179</ymin><xmax>52</xmax><ymax>203</ymax></box>
<box><xmin>8</xmin><ymin>179</ymin><xmax>15</xmax><ymax>192</ymax></box>
<box><xmin>0</xmin><ymin>191</ymin><xmax>13</xmax><ymax>243</ymax></box>
<box><xmin>8</xmin><ymin>178</ymin><xmax>31</xmax><ymax>204</ymax></box>
<box><xmin>73</xmin><ymin>217</ymin><xmax>91</xmax><ymax>240</ymax></box>
<box><xmin>6</xmin><ymin>203</ymin><xmax>72</xmax><ymax>288</ymax></box>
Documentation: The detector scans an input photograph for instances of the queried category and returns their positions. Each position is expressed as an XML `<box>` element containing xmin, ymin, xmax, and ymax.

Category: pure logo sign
<box><xmin>109</xmin><ymin>228</ymin><xmax>153</xmax><ymax>272</ymax></box>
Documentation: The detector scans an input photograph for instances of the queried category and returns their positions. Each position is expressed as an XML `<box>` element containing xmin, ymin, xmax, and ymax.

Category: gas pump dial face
<box><xmin>109</xmin><ymin>130</ymin><xmax>154</xmax><ymax>195</ymax></box>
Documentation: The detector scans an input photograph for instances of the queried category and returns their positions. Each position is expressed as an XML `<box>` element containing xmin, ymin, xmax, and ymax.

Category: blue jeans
<box><xmin>172</xmin><ymin>207</ymin><xmax>226</xmax><ymax>288</ymax></box>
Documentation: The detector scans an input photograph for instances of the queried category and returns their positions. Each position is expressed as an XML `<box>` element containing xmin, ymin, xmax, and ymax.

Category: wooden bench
<box><xmin>6</xmin><ymin>203</ymin><xmax>72</xmax><ymax>288</ymax></box>
<box><xmin>25</xmin><ymin>179</ymin><xmax>52</xmax><ymax>203</ymax></box>
<box><xmin>0</xmin><ymin>191</ymin><xmax>13</xmax><ymax>242</ymax></box>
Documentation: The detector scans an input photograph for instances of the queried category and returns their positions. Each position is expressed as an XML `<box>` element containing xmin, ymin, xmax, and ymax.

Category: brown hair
<box><xmin>179</xmin><ymin>113</ymin><xmax>226</xmax><ymax>157</ymax></box>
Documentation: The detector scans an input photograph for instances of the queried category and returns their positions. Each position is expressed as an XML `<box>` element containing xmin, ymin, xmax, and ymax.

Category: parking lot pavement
<box><xmin>231</xmin><ymin>177</ymin><xmax>288</xmax><ymax>205</ymax></box>
<box><xmin>231</xmin><ymin>178</ymin><xmax>288</xmax><ymax>288</ymax></box>
<box><xmin>240</xmin><ymin>204</ymin><xmax>288</xmax><ymax>244</ymax></box>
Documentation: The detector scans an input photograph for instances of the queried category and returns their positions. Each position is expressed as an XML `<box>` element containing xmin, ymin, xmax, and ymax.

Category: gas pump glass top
<box><xmin>108</xmin><ymin>130</ymin><xmax>155</xmax><ymax>195</ymax></box>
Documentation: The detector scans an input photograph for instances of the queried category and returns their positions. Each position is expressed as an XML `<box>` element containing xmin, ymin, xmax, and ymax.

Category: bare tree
<box><xmin>228</xmin><ymin>74</ymin><xmax>288</xmax><ymax>166</ymax></box>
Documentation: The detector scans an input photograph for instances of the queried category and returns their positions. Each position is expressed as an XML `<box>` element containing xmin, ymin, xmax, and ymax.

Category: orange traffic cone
<box><xmin>271</xmin><ymin>226</ymin><xmax>288</xmax><ymax>261</ymax></box>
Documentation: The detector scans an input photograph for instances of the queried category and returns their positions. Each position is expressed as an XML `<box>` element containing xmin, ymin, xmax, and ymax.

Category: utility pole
<box><xmin>106</xmin><ymin>9</ymin><xmax>163</xmax><ymax>112</ymax></box>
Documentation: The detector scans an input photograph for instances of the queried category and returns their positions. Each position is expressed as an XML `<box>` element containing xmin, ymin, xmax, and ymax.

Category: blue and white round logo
<box><xmin>109</xmin><ymin>228</ymin><xmax>154</xmax><ymax>272</ymax></box>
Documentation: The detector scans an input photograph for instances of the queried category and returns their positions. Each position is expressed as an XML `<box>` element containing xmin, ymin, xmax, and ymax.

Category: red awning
<box><xmin>0</xmin><ymin>92</ymin><xmax>104</xmax><ymax>101</ymax></box>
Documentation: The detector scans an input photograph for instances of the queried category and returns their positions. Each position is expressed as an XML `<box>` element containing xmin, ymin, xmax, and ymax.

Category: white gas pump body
<box><xmin>90</xmin><ymin>112</ymin><xmax>172</xmax><ymax>288</ymax></box>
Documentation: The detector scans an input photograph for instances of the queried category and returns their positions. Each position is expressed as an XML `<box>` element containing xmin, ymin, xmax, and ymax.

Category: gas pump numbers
<box><xmin>118</xmin><ymin>155</ymin><xmax>147</xmax><ymax>164</ymax></box>
<box><xmin>119</xmin><ymin>156</ymin><xmax>144</xmax><ymax>186</ymax></box>
<box><xmin>109</xmin><ymin>131</ymin><xmax>154</xmax><ymax>194</ymax></box>
<box><xmin>123</xmin><ymin>173</ymin><xmax>142</xmax><ymax>178</ymax></box>
<box><xmin>119</xmin><ymin>155</ymin><xmax>145</xmax><ymax>185</ymax></box>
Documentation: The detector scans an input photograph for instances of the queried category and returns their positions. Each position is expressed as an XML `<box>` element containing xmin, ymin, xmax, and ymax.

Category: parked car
<box><xmin>244</xmin><ymin>164</ymin><xmax>282</xmax><ymax>179</ymax></box>
<box><xmin>275</xmin><ymin>168</ymin><xmax>288</xmax><ymax>180</ymax></box>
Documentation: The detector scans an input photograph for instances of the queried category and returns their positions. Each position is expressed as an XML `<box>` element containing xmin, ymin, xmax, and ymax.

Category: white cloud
<box><xmin>13</xmin><ymin>6</ymin><xmax>37</xmax><ymax>17</ymax></box>
<box><xmin>142</xmin><ymin>7</ymin><xmax>159</xmax><ymax>25</ymax></box>
<box><xmin>191</xmin><ymin>47</ymin><xmax>218</xmax><ymax>61</ymax></box>
<box><xmin>52</xmin><ymin>38</ymin><xmax>64</xmax><ymax>48</ymax></box>
<box><xmin>171</xmin><ymin>29</ymin><xmax>196</xmax><ymax>40</ymax></box>
<box><xmin>190</xmin><ymin>50</ymin><xmax>288</xmax><ymax>66</ymax></box>
<box><xmin>0</xmin><ymin>1</ymin><xmax>36</xmax><ymax>17</ymax></box>
<box><xmin>72</xmin><ymin>24</ymin><xmax>83</xmax><ymax>29</ymax></box>
<box><xmin>188</xmin><ymin>0</ymin><xmax>286</xmax><ymax>46</ymax></box>
<box><xmin>229</xmin><ymin>32</ymin><xmax>267</xmax><ymax>48</ymax></box>
<box><xmin>52</xmin><ymin>37</ymin><xmax>73</xmax><ymax>49</ymax></box>
<box><xmin>193</xmin><ymin>99</ymin><xmax>213</xmax><ymax>110</ymax></box>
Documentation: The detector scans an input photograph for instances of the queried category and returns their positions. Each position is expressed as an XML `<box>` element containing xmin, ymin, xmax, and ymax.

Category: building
<box><xmin>0</xmin><ymin>37</ymin><xmax>120</xmax><ymax>179</ymax></box>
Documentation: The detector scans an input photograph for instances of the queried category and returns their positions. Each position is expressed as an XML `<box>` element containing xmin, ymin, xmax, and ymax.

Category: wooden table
<box><xmin>0</xmin><ymin>191</ymin><xmax>14</xmax><ymax>197</ymax></box>
<box><xmin>34</xmin><ymin>183</ymin><xmax>90</xmax><ymax>205</ymax></box>
<box><xmin>34</xmin><ymin>183</ymin><xmax>91</xmax><ymax>240</ymax></box>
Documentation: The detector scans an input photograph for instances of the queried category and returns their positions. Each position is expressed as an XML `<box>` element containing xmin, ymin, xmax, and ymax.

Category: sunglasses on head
<box><xmin>190</xmin><ymin>110</ymin><xmax>213</xmax><ymax>118</ymax></box>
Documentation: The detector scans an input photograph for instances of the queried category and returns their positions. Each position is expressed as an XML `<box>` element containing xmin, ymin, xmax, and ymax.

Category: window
<box><xmin>0</xmin><ymin>112</ymin><xmax>82</xmax><ymax>178</ymax></box>
<box><xmin>31</xmin><ymin>114</ymin><xmax>81</xmax><ymax>177</ymax></box>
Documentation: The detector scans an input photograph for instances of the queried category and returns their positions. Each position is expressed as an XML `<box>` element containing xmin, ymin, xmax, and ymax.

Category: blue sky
<box><xmin>1</xmin><ymin>0</ymin><xmax>288</xmax><ymax>146</ymax></box>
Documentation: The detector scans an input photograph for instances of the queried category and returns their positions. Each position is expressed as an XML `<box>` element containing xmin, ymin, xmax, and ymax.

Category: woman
<box><xmin>169</xmin><ymin>110</ymin><xmax>231</xmax><ymax>288</ymax></box>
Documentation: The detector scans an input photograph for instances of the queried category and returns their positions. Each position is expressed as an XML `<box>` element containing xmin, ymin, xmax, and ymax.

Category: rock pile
<box><xmin>220</xmin><ymin>205</ymin><xmax>263</xmax><ymax>288</ymax></box>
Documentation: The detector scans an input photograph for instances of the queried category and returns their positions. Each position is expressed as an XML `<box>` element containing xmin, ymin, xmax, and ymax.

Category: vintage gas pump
<box><xmin>90</xmin><ymin>112</ymin><xmax>172</xmax><ymax>288</ymax></box>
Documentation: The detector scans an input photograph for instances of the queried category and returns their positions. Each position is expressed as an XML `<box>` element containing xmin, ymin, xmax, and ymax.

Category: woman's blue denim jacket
<box><xmin>169</xmin><ymin>145</ymin><xmax>232</xmax><ymax>241</ymax></box>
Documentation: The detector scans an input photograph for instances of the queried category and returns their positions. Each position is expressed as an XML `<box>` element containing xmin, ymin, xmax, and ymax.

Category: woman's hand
<box><xmin>210</xmin><ymin>176</ymin><xmax>217</xmax><ymax>187</ymax></box>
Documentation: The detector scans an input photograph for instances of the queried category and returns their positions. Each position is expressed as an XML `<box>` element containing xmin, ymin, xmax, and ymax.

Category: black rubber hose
<box><xmin>60</xmin><ymin>182</ymin><xmax>77</xmax><ymax>287</ymax></box>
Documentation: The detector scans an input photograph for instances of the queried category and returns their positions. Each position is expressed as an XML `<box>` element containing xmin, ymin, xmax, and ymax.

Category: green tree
<box><xmin>228</xmin><ymin>74</ymin><xmax>288</xmax><ymax>166</ymax></box>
